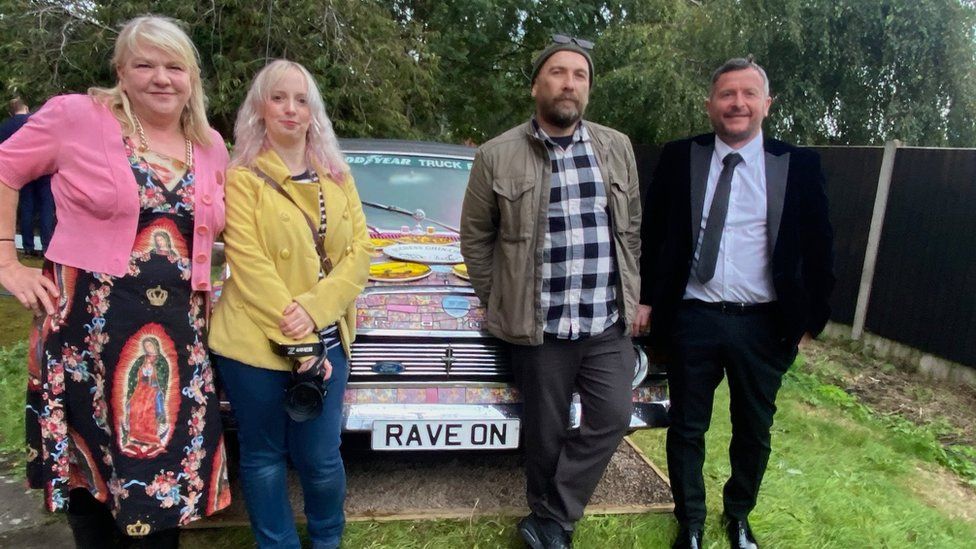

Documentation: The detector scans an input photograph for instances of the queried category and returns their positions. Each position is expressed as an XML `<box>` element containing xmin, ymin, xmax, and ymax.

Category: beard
<box><xmin>538</xmin><ymin>94</ymin><xmax>585</xmax><ymax>129</ymax></box>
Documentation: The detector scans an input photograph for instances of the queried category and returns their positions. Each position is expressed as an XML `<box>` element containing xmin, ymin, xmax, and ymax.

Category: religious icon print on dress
<box><xmin>30</xmin><ymin>265</ymin><xmax>78</xmax><ymax>390</ymax></box>
<box><xmin>111</xmin><ymin>324</ymin><xmax>181</xmax><ymax>458</ymax></box>
<box><xmin>206</xmin><ymin>437</ymin><xmax>232</xmax><ymax>514</ymax></box>
<box><xmin>143</xmin><ymin>158</ymin><xmax>184</xmax><ymax>192</ymax></box>
<box><xmin>130</xmin><ymin>219</ymin><xmax>191</xmax><ymax>280</ymax></box>
<box><xmin>48</xmin><ymin>264</ymin><xmax>77</xmax><ymax>332</ymax></box>
<box><xmin>125</xmin><ymin>136</ymin><xmax>190</xmax><ymax>192</ymax></box>
<box><xmin>27</xmin><ymin>317</ymin><xmax>47</xmax><ymax>391</ymax></box>
<box><xmin>66</xmin><ymin>428</ymin><xmax>109</xmax><ymax>501</ymax></box>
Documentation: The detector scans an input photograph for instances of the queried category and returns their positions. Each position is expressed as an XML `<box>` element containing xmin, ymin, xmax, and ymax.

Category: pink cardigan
<box><xmin>0</xmin><ymin>94</ymin><xmax>227</xmax><ymax>291</ymax></box>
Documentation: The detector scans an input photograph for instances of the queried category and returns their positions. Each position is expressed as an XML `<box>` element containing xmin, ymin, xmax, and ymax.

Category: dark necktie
<box><xmin>695</xmin><ymin>152</ymin><xmax>743</xmax><ymax>283</ymax></box>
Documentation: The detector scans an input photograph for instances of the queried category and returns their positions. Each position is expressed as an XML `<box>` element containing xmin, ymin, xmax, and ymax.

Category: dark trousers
<box><xmin>67</xmin><ymin>488</ymin><xmax>179</xmax><ymax>548</ymax></box>
<box><xmin>17</xmin><ymin>177</ymin><xmax>54</xmax><ymax>252</ymax></box>
<box><xmin>666</xmin><ymin>302</ymin><xmax>796</xmax><ymax>530</ymax></box>
<box><xmin>513</xmin><ymin>322</ymin><xmax>635</xmax><ymax>530</ymax></box>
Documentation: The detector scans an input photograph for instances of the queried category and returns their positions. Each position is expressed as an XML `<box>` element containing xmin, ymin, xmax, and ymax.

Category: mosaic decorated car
<box><xmin>219</xmin><ymin>139</ymin><xmax>669</xmax><ymax>450</ymax></box>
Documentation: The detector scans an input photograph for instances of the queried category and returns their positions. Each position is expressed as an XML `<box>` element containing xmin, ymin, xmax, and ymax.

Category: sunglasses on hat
<box><xmin>552</xmin><ymin>34</ymin><xmax>594</xmax><ymax>50</ymax></box>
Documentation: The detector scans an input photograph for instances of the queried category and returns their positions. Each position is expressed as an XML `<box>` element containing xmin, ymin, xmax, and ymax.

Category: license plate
<box><xmin>371</xmin><ymin>419</ymin><xmax>520</xmax><ymax>450</ymax></box>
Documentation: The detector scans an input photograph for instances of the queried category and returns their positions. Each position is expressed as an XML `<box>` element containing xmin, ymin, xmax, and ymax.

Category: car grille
<box><xmin>349</xmin><ymin>337</ymin><xmax>511</xmax><ymax>379</ymax></box>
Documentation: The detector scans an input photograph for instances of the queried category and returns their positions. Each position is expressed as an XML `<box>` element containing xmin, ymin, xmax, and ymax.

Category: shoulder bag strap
<box><xmin>252</xmin><ymin>167</ymin><xmax>334</xmax><ymax>275</ymax></box>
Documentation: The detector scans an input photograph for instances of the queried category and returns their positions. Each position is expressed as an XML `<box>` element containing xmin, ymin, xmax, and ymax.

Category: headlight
<box><xmin>632</xmin><ymin>344</ymin><xmax>649</xmax><ymax>389</ymax></box>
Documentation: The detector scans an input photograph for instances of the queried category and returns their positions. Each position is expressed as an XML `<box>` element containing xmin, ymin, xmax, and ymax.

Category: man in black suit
<box><xmin>636</xmin><ymin>57</ymin><xmax>834</xmax><ymax>549</ymax></box>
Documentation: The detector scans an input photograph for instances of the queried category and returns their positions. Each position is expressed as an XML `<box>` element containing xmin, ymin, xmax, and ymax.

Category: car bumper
<box><xmin>220</xmin><ymin>383</ymin><xmax>669</xmax><ymax>432</ymax></box>
<box><xmin>341</xmin><ymin>399</ymin><xmax>670</xmax><ymax>432</ymax></box>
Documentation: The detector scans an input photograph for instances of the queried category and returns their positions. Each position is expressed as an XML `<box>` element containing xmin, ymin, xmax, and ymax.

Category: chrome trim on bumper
<box><xmin>350</xmin><ymin>340</ymin><xmax>509</xmax><ymax>376</ymax></box>
<box><xmin>343</xmin><ymin>403</ymin><xmax>521</xmax><ymax>431</ymax></box>
<box><xmin>632</xmin><ymin>345</ymin><xmax>649</xmax><ymax>388</ymax></box>
<box><xmin>340</xmin><ymin>400</ymin><xmax>670</xmax><ymax>432</ymax></box>
<box><xmin>625</xmin><ymin>400</ymin><xmax>671</xmax><ymax>429</ymax></box>
<box><xmin>355</xmin><ymin>328</ymin><xmax>488</xmax><ymax>338</ymax></box>
<box><xmin>347</xmin><ymin>381</ymin><xmax>511</xmax><ymax>389</ymax></box>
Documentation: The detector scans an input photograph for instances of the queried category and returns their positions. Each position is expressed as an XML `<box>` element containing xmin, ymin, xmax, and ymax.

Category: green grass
<box><xmin>2</xmin><ymin>319</ymin><xmax>975</xmax><ymax>547</ymax></box>
<box><xmin>0</xmin><ymin>295</ymin><xmax>32</xmax><ymax>348</ymax></box>
<box><xmin>0</xmin><ymin>341</ymin><xmax>28</xmax><ymax>453</ymax></box>
<box><xmin>180</xmin><ymin>352</ymin><xmax>976</xmax><ymax>548</ymax></box>
<box><xmin>0</xmin><ymin>294</ymin><xmax>33</xmax><ymax>453</ymax></box>
<box><xmin>0</xmin><ymin>255</ymin><xmax>43</xmax><ymax>349</ymax></box>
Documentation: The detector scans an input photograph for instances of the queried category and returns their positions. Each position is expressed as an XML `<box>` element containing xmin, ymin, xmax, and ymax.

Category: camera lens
<box><xmin>285</xmin><ymin>378</ymin><xmax>326</xmax><ymax>422</ymax></box>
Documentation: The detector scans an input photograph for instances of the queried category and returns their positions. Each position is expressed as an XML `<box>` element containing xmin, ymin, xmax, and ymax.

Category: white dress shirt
<box><xmin>684</xmin><ymin>132</ymin><xmax>777</xmax><ymax>304</ymax></box>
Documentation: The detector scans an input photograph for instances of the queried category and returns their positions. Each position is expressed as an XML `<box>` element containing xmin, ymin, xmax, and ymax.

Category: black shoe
<box><xmin>724</xmin><ymin>514</ymin><xmax>759</xmax><ymax>549</ymax></box>
<box><xmin>518</xmin><ymin>513</ymin><xmax>572</xmax><ymax>549</ymax></box>
<box><xmin>671</xmin><ymin>527</ymin><xmax>703</xmax><ymax>549</ymax></box>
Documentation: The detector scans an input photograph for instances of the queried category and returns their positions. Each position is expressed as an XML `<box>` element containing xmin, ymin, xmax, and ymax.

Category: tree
<box><xmin>387</xmin><ymin>0</ymin><xmax>624</xmax><ymax>143</ymax></box>
<box><xmin>2</xmin><ymin>0</ymin><xmax>975</xmax><ymax>146</ymax></box>
<box><xmin>586</xmin><ymin>0</ymin><xmax>714</xmax><ymax>145</ymax></box>
<box><xmin>0</xmin><ymin>0</ymin><xmax>437</xmax><ymax>139</ymax></box>
<box><xmin>590</xmin><ymin>0</ymin><xmax>976</xmax><ymax>146</ymax></box>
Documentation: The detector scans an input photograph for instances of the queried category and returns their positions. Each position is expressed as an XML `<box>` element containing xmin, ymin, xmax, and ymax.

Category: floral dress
<box><xmin>24</xmin><ymin>137</ymin><xmax>231</xmax><ymax>536</ymax></box>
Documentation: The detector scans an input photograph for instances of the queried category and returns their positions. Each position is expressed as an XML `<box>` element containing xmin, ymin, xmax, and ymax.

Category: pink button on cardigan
<box><xmin>0</xmin><ymin>94</ymin><xmax>228</xmax><ymax>290</ymax></box>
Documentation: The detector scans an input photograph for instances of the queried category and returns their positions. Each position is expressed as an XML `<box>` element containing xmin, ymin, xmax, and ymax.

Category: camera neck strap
<box><xmin>253</xmin><ymin>167</ymin><xmax>334</xmax><ymax>276</ymax></box>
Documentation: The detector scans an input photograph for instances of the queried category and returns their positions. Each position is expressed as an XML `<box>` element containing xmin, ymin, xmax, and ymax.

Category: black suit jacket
<box><xmin>639</xmin><ymin>133</ymin><xmax>835</xmax><ymax>349</ymax></box>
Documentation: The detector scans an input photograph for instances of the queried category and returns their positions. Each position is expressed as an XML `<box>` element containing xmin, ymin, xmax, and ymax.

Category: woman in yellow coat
<box><xmin>208</xmin><ymin>59</ymin><xmax>370</xmax><ymax>549</ymax></box>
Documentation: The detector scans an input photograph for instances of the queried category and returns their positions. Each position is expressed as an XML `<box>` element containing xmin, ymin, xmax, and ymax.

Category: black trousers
<box><xmin>512</xmin><ymin>322</ymin><xmax>635</xmax><ymax>530</ymax></box>
<box><xmin>68</xmin><ymin>488</ymin><xmax>180</xmax><ymax>548</ymax></box>
<box><xmin>666</xmin><ymin>302</ymin><xmax>796</xmax><ymax>530</ymax></box>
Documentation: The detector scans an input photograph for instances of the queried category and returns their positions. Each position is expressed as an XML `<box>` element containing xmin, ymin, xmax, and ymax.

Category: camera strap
<box><xmin>253</xmin><ymin>167</ymin><xmax>334</xmax><ymax>276</ymax></box>
<box><xmin>271</xmin><ymin>340</ymin><xmax>324</xmax><ymax>358</ymax></box>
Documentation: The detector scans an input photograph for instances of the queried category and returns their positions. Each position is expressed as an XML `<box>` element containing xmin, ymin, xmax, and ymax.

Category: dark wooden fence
<box><xmin>634</xmin><ymin>143</ymin><xmax>976</xmax><ymax>369</ymax></box>
<box><xmin>861</xmin><ymin>148</ymin><xmax>976</xmax><ymax>367</ymax></box>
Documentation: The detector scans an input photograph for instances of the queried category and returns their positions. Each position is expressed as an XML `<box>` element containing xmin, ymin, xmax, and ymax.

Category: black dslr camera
<box><xmin>271</xmin><ymin>341</ymin><xmax>328</xmax><ymax>422</ymax></box>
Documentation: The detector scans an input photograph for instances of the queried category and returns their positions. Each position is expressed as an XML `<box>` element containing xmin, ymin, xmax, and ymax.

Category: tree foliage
<box><xmin>1</xmin><ymin>0</ymin><xmax>975</xmax><ymax>146</ymax></box>
<box><xmin>590</xmin><ymin>0</ymin><xmax>976</xmax><ymax>146</ymax></box>
<box><xmin>0</xmin><ymin>0</ymin><xmax>437</xmax><ymax>139</ymax></box>
<box><xmin>387</xmin><ymin>0</ymin><xmax>622</xmax><ymax>142</ymax></box>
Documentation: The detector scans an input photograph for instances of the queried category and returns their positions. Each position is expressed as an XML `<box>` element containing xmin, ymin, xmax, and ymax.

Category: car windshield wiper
<box><xmin>361</xmin><ymin>200</ymin><xmax>459</xmax><ymax>234</ymax></box>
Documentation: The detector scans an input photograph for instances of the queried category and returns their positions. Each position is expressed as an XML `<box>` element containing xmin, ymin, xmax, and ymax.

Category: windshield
<box><xmin>346</xmin><ymin>152</ymin><xmax>473</xmax><ymax>230</ymax></box>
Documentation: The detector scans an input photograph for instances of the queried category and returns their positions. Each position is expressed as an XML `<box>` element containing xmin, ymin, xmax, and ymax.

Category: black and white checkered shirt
<box><xmin>534</xmin><ymin>120</ymin><xmax>619</xmax><ymax>339</ymax></box>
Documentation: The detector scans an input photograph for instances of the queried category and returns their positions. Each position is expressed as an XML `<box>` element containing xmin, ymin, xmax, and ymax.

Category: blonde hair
<box><xmin>230</xmin><ymin>59</ymin><xmax>347</xmax><ymax>180</ymax></box>
<box><xmin>88</xmin><ymin>15</ymin><xmax>212</xmax><ymax>146</ymax></box>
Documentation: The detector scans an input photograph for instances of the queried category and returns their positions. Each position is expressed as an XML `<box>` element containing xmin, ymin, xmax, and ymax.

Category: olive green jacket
<box><xmin>460</xmin><ymin>120</ymin><xmax>642</xmax><ymax>345</ymax></box>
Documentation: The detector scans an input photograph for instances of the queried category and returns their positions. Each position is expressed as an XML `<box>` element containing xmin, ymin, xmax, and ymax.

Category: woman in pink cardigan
<box><xmin>0</xmin><ymin>16</ymin><xmax>230</xmax><ymax>548</ymax></box>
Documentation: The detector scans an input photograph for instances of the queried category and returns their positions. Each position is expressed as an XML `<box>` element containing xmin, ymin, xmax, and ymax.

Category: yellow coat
<box><xmin>209</xmin><ymin>149</ymin><xmax>371</xmax><ymax>371</ymax></box>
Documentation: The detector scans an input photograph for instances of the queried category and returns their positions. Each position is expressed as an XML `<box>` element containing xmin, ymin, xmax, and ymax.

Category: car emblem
<box><xmin>441</xmin><ymin>345</ymin><xmax>456</xmax><ymax>374</ymax></box>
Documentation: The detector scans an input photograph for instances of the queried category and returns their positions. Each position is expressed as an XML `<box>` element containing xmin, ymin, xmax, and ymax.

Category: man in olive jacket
<box><xmin>460</xmin><ymin>37</ymin><xmax>642</xmax><ymax>549</ymax></box>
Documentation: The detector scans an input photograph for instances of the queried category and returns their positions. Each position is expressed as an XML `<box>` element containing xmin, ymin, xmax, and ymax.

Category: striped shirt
<box><xmin>534</xmin><ymin>120</ymin><xmax>619</xmax><ymax>339</ymax></box>
<box><xmin>292</xmin><ymin>169</ymin><xmax>340</xmax><ymax>352</ymax></box>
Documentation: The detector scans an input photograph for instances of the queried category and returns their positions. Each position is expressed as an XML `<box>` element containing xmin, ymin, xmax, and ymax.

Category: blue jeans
<box><xmin>216</xmin><ymin>347</ymin><xmax>348</xmax><ymax>549</ymax></box>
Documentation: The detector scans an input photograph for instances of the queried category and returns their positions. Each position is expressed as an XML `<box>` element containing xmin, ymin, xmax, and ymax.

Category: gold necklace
<box><xmin>133</xmin><ymin>116</ymin><xmax>193</xmax><ymax>167</ymax></box>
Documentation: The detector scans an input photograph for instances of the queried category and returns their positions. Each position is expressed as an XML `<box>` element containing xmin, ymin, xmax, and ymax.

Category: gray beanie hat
<box><xmin>530</xmin><ymin>41</ymin><xmax>594</xmax><ymax>85</ymax></box>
